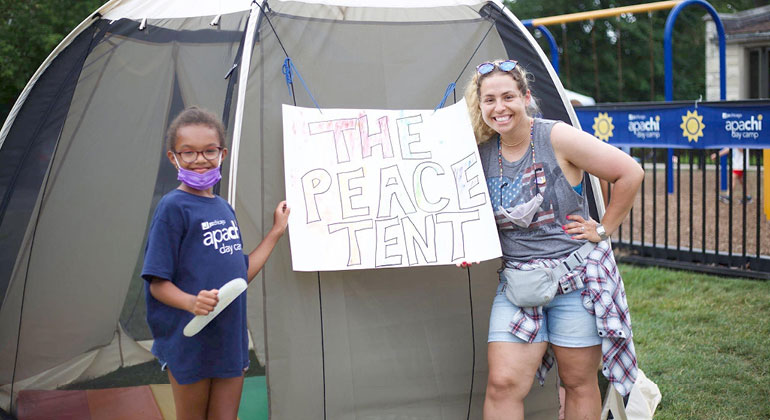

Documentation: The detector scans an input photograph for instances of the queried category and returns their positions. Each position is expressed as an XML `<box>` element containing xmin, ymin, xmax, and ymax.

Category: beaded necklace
<box><xmin>497</xmin><ymin>117</ymin><xmax>536</xmax><ymax>182</ymax></box>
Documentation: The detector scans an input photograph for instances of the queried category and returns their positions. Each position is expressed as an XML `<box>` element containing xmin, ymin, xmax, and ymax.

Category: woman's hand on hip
<box><xmin>563</xmin><ymin>215</ymin><xmax>602</xmax><ymax>242</ymax></box>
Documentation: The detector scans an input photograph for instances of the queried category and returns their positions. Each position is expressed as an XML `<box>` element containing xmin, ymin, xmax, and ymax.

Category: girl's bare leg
<box><xmin>207</xmin><ymin>375</ymin><xmax>245</xmax><ymax>420</ymax></box>
<box><xmin>168</xmin><ymin>370</ymin><xmax>211</xmax><ymax>420</ymax></box>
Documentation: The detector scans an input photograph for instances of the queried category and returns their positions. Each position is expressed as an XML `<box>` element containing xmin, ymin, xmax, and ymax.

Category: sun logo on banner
<box><xmin>592</xmin><ymin>112</ymin><xmax>614</xmax><ymax>141</ymax></box>
<box><xmin>680</xmin><ymin>110</ymin><xmax>705</xmax><ymax>143</ymax></box>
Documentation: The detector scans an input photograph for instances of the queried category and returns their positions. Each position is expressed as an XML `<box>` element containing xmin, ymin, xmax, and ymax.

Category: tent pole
<box><xmin>227</xmin><ymin>2</ymin><xmax>261</xmax><ymax>206</ymax></box>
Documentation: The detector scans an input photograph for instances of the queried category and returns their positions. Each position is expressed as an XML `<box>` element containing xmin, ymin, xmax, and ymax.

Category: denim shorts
<box><xmin>488</xmin><ymin>280</ymin><xmax>601</xmax><ymax>347</ymax></box>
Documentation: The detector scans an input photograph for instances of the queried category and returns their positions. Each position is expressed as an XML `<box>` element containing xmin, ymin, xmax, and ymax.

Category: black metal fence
<box><xmin>610</xmin><ymin>148</ymin><xmax>769</xmax><ymax>280</ymax></box>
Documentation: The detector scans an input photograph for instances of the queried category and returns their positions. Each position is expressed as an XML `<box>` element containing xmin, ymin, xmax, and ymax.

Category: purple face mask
<box><xmin>174</xmin><ymin>155</ymin><xmax>222</xmax><ymax>191</ymax></box>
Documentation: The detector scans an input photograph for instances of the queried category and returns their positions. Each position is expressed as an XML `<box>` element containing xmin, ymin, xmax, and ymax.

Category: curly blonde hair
<box><xmin>464</xmin><ymin>60</ymin><xmax>540</xmax><ymax>144</ymax></box>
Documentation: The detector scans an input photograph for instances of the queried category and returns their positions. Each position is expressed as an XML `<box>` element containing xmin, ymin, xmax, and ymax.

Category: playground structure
<box><xmin>523</xmin><ymin>0</ymin><xmax>769</xmax><ymax>278</ymax></box>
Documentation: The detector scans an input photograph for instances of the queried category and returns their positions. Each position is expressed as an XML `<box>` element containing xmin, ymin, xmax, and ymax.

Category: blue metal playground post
<box><xmin>664</xmin><ymin>0</ymin><xmax>726</xmax><ymax>193</ymax></box>
<box><xmin>522</xmin><ymin>21</ymin><xmax>560</xmax><ymax>75</ymax></box>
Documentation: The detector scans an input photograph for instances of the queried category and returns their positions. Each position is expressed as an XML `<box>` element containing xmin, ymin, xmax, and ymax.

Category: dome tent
<box><xmin>0</xmin><ymin>0</ymin><xmax>603</xmax><ymax>418</ymax></box>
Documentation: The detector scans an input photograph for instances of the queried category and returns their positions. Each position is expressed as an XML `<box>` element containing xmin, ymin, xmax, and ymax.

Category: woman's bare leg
<box><xmin>551</xmin><ymin>344</ymin><xmax>602</xmax><ymax>420</ymax></box>
<box><xmin>484</xmin><ymin>341</ymin><xmax>548</xmax><ymax>420</ymax></box>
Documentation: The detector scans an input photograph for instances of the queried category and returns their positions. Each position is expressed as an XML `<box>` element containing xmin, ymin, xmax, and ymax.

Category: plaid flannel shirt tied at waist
<box><xmin>502</xmin><ymin>240</ymin><xmax>638</xmax><ymax>396</ymax></box>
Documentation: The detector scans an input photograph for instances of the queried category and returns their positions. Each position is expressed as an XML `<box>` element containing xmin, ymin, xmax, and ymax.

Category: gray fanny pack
<box><xmin>502</xmin><ymin>241</ymin><xmax>596</xmax><ymax>307</ymax></box>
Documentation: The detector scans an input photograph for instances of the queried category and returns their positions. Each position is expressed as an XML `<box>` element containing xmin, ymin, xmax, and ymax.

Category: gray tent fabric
<box><xmin>241</xmin><ymin>4</ymin><xmax>563</xmax><ymax>418</ymax></box>
<box><xmin>0</xmin><ymin>1</ymin><xmax>599</xmax><ymax>418</ymax></box>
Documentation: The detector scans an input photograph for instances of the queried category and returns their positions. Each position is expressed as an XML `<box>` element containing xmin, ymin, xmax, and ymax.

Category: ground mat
<box><xmin>16</xmin><ymin>376</ymin><xmax>268</xmax><ymax>420</ymax></box>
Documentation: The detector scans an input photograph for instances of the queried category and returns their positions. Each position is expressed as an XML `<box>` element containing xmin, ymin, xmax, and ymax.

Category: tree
<box><xmin>0</xmin><ymin>0</ymin><xmax>103</xmax><ymax>113</ymax></box>
<box><xmin>506</xmin><ymin>0</ymin><xmax>769</xmax><ymax>102</ymax></box>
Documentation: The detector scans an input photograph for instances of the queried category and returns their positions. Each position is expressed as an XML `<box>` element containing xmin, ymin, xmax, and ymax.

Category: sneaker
<box><xmin>741</xmin><ymin>195</ymin><xmax>753</xmax><ymax>204</ymax></box>
<box><xmin>719</xmin><ymin>195</ymin><xmax>730</xmax><ymax>204</ymax></box>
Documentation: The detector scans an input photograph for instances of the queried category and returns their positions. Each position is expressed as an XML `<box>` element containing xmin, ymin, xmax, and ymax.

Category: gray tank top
<box><xmin>478</xmin><ymin>118</ymin><xmax>589</xmax><ymax>263</ymax></box>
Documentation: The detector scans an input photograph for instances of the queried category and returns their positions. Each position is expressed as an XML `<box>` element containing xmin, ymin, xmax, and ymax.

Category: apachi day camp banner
<box><xmin>282</xmin><ymin>99</ymin><xmax>501</xmax><ymax>272</ymax></box>
<box><xmin>575</xmin><ymin>100</ymin><xmax>770</xmax><ymax>148</ymax></box>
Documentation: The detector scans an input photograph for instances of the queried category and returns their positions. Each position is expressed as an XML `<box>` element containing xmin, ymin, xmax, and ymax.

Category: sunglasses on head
<box><xmin>476</xmin><ymin>60</ymin><xmax>518</xmax><ymax>75</ymax></box>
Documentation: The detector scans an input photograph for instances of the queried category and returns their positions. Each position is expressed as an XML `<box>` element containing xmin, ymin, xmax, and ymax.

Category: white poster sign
<box><xmin>282</xmin><ymin>99</ymin><xmax>501</xmax><ymax>271</ymax></box>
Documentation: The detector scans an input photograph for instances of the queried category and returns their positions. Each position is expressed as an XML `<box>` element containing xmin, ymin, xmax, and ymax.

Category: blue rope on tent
<box><xmin>434</xmin><ymin>19</ymin><xmax>496</xmax><ymax>111</ymax></box>
<box><xmin>283</xmin><ymin>57</ymin><xmax>321</xmax><ymax>111</ymax></box>
<box><xmin>435</xmin><ymin>82</ymin><xmax>456</xmax><ymax>111</ymax></box>
<box><xmin>281</xmin><ymin>59</ymin><xmax>293</xmax><ymax>96</ymax></box>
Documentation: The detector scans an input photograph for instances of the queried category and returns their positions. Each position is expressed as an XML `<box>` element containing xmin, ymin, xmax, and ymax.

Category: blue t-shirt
<box><xmin>141</xmin><ymin>189</ymin><xmax>249</xmax><ymax>384</ymax></box>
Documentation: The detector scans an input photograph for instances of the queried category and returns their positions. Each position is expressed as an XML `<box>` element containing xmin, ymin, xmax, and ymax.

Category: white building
<box><xmin>705</xmin><ymin>5</ymin><xmax>770</xmax><ymax>100</ymax></box>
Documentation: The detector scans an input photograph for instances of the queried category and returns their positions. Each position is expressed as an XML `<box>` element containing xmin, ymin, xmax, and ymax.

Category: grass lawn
<box><xmin>620</xmin><ymin>264</ymin><xmax>770</xmax><ymax>420</ymax></box>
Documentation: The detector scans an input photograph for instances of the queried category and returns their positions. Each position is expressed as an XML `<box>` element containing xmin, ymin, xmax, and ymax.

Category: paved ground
<box><xmin>612</xmin><ymin>166</ymin><xmax>769</xmax><ymax>260</ymax></box>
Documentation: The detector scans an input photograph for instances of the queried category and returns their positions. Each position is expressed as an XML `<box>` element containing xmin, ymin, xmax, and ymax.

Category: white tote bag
<box><xmin>601</xmin><ymin>369</ymin><xmax>661</xmax><ymax>420</ymax></box>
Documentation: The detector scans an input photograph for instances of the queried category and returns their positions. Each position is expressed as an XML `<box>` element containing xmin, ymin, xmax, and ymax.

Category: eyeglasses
<box><xmin>476</xmin><ymin>60</ymin><xmax>518</xmax><ymax>75</ymax></box>
<box><xmin>174</xmin><ymin>147</ymin><xmax>223</xmax><ymax>163</ymax></box>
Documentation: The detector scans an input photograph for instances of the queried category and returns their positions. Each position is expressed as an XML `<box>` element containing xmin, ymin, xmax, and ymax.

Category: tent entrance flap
<box><xmin>0</xmin><ymin>11</ymin><xmax>250</xmax><ymax>409</ymax></box>
<box><xmin>237</xmin><ymin>3</ymin><xmax>569</xmax><ymax>418</ymax></box>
